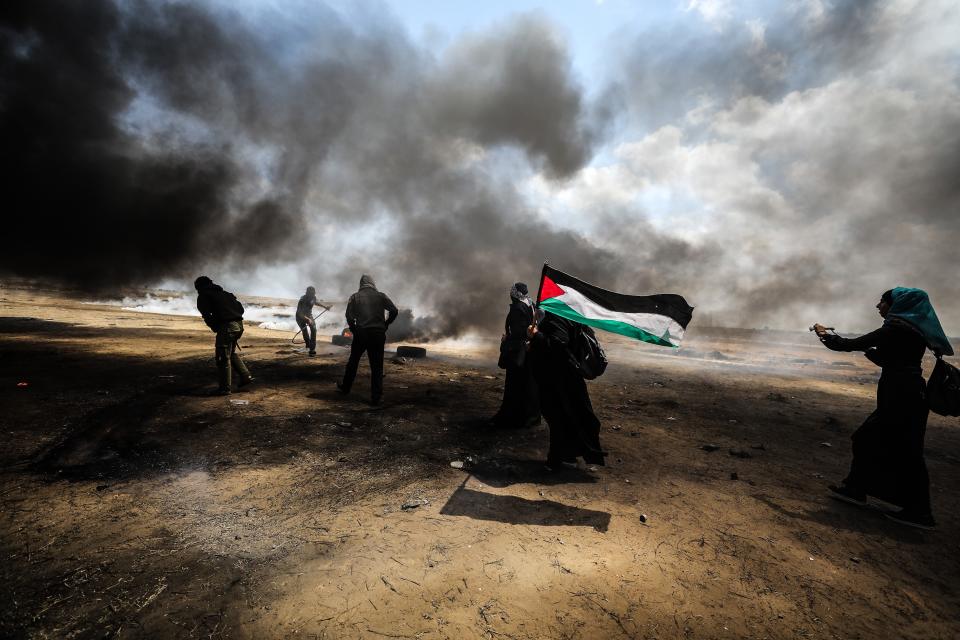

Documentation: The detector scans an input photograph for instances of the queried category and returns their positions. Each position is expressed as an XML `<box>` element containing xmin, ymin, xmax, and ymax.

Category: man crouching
<box><xmin>195</xmin><ymin>276</ymin><xmax>253</xmax><ymax>395</ymax></box>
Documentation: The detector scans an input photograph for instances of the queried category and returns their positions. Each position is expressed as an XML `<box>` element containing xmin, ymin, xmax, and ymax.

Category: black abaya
<box><xmin>822</xmin><ymin>323</ymin><xmax>931</xmax><ymax>514</ymax></box>
<box><xmin>529</xmin><ymin>313</ymin><xmax>605</xmax><ymax>465</ymax></box>
<box><xmin>492</xmin><ymin>300</ymin><xmax>540</xmax><ymax>428</ymax></box>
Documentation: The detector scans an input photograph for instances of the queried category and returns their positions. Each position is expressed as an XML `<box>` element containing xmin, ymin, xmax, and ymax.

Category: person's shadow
<box><xmin>440</xmin><ymin>477</ymin><xmax>611</xmax><ymax>532</ymax></box>
<box><xmin>750</xmin><ymin>493</ymin><xmax>927</xmax><ymax>544</ymax></box>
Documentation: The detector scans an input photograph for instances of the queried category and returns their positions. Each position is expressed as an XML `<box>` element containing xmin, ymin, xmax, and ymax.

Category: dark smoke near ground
<box><xmin>3</xmin><ymin>1</ymin><xmax>957</xmax><ymax>339</ymax></box>
<box><xmin>0</xmin><ymin>1</ymin><xmax>633</xmax><ymax>338</ymax></box>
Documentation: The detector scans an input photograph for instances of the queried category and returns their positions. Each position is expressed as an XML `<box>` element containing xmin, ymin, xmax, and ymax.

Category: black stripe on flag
<box><xmin>542</xmin><ymin>264</ymin><xmax>694</xmax><ymax>329</ymax></box>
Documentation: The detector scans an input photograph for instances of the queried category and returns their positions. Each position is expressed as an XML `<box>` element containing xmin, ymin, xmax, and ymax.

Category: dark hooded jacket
<box><xmin>345</xmin><ymin>275</ymin><xmax>398</xmax><ymax>331</ymax></box>
<box><xmin>196</xmin><ymin>283</ymin><xmax>244</xmax><ymax>331</ymax></box>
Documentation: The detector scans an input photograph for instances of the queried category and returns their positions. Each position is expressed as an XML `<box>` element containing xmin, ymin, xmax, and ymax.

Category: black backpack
<box><xmin>570</xmin><ymin>324</ymin><xmax>608</xmax><ymax>380</ymax></box>
<box><xmin>927</xmin><ymin>356</ymin><xmax>960</xmax><ymax>417</ymax></box>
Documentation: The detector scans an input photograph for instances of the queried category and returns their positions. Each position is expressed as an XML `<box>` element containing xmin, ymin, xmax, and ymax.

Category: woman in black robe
<box><xmin>490</xmin><ymin>283</ymin><xmax>540</xmax><ymax>429</ymax></box>
<box><xmin>814</xmin><ymin>288</ymin><xmax>953</xmax><ymax>529</ymax></box>
<box><xmin>527</xmin><ymin>311</ymin><xmax>606</xmax><ymax>470</ymax></box>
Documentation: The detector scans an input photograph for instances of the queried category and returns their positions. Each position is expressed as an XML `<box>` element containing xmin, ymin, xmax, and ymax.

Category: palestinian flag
<box><xmin>536</xmin><ymin>264</ymin><xmax>694</xmax><ymax>348</ymax></box>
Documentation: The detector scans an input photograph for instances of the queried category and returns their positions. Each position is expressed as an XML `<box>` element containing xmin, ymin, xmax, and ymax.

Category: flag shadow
<box><xmin>439</xmin><ymin>482</ymin><xmax>610</xmax><ymax>532</ymax></box>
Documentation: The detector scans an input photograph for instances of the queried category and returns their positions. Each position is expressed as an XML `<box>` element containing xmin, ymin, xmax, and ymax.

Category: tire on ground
<box><xmin>396</xmin><ymin>345</ymin><xmax>426</xmax><ymax>358</ymax></box>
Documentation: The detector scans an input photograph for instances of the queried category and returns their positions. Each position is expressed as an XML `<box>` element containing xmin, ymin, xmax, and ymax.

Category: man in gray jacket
<box><xmin>337</xmin><ymin>274</ymin><xmax>398</xmax><ymax>404</ymax></box>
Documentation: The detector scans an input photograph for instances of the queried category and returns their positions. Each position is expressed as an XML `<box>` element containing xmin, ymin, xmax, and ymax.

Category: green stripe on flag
<box><xmin>540</xmin><ymin>298</ymin><xmax>676</xmax><ymax>348</ymax></box>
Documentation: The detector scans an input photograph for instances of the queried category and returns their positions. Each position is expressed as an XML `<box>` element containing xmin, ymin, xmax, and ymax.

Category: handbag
<box><xmin>498</xmin><ymin>338</ymin><xmax>526</xmax><ymax>369</ymax></box>
<box><xmin>927</xmin><ymin>356</ymin><xmax>960</xmax><ymax>417</ymax></box>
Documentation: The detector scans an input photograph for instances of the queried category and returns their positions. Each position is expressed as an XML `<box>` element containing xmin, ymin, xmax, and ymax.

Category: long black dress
<box><xmin>529</xmin><ymin>312</ymin><xmax>605</xmax><ymax>466</ymax></box>
<box><xmin>491</xmin><ymin>300</ymin><xmax>540</xmax><ymax>428</ymax></box>
<box><xmin>821</xmin><ymin>323</ymin><xmax>931</xmax><ymax>514</ymax></box>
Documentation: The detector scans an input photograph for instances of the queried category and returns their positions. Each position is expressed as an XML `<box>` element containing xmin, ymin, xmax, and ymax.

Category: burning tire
<box><xmin>396</xmin><ymin>345</ymin><xmax>426</xmax><ymax>358</ymax></box>
<box><xmin>331</xmin><ymin>328</ymin><xmax>353</xmax><ymax>347</ymax></box>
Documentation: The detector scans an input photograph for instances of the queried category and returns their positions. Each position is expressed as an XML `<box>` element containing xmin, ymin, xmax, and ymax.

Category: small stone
<box><xmin>729</xmin><ymin>448</ymin><xmax>752</xmax><ymax>459</ymax></box>
<box><xmin>819</xmin><ymin>441</ymin><xmax>832</xmax><ymax>448</ymax></box>
<box><xmin>701</xmin><ymin>444</ymin><xmax>720</xmax><ymax>452</ymax></box>
<box><xmin>639</xmin><ymin>513</ymin><xmax>647</xmax><ymax>523</ymax></box>
<box><xmin>730</xmin><ymin>472</ymin><xmax>739</xmax><ymax>481</ymax></box>
<box><xmin>450</xmin><ymin>460</ymin><xmax>464</xmax><ymax>469</ymax></box>
<box><xmin>850</xmin><ymin>556</ymin><xmax>861</xmax><ymax>564</ymax></box>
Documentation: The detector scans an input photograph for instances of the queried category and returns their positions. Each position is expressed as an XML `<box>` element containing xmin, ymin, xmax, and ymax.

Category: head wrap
<box><xmin>510</xmin><ymin>282</ymin><xmax>531</xmax><ymax>306</ymax></box>
<box><xmin>194</xmin><ymin>275</ymin><xmax>213</xmax><ymax>290</ymax></box>
<box><xmin>884</xmin><ymin>287</ymin><xmax>954</xmax><ymax>356</ymax></box>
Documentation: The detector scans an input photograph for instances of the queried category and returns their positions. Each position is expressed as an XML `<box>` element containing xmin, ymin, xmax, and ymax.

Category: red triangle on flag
<box><xmin>539</xmin><ymin>275</ymin><xmax>565</xmax><ymax>301</ymax></box>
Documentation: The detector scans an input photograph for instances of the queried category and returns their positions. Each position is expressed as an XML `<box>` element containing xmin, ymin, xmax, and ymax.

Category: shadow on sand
<box><xmin>440</xmin><ymin>477</ymin><xmax>611</xmax><ymax>531</ymax></box>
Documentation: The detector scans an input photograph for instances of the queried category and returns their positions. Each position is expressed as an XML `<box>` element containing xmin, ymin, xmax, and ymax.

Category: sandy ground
<box><xmin>1</xmin><ymin>283</ymin><xmax>959</xmax><ymax>640</ymax></box>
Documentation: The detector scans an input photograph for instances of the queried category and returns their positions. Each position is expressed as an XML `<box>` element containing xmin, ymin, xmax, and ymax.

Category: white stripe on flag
<box><xmin>556</xmin><ymin>287</ymin><xmax>685</xmax><ymax>345</ymax></box>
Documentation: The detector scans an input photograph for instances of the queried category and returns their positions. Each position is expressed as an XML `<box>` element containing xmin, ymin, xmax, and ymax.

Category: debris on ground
<box><xmin>701</xmin><ymin>444</ymin><xmax>720</xmax><ymax>452</ymax></box>
<box><xmin>401</xmin><ymin>497</ymin><xmax>429</xmax><ymax>510</ymax></box>
<box><xmin>639</xmin><ymin>513</ymin><xmax>647</xmax><ymax>523</ymax></box>
<box><xmin>730</xmin><ymin>472</ymin><xmax>739</xmax><ymax>480</ymax></box>
<box><xmin>450</xmin><ymin>460</ymin><xmax>464</xmax><ymax>469</ymax></box>
<box><xmin>229</xmin><ymin>399</ymin><xmax>250</xmax><ymax>406</ymax></box>
<box><xmin>729</xmin><ymin>448</ymin><xmax>752</xmax><ymax>459</ymax></box>
<box><xmin>820</xmin><ymin>442</ymin><xmax>832</xmax><ymax>448</ymax></box>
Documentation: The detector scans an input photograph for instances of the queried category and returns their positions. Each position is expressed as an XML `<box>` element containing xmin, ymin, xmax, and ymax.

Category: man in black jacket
<box><xmin>195</xmin><ymin>276</ymin><xmax>253</xmax><ymax>395</ymax></box>
<box><xmin>337</xmin><ymin>274</ymin><xmax>398</xmax><ymax>405</ymax></box>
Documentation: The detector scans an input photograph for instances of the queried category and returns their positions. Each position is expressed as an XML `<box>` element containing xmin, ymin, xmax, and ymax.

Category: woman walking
<box><xmin>528</xmin><ymin>311</ymin><xmax>606</xmax><ymax>471</ymax></box>
<box><xmin>814</xmin><ymin>287</ymin><xmax>953</xmax><ymax>529</ymax></box>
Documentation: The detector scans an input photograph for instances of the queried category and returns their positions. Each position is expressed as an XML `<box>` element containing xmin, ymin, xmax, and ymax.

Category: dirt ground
<box><xmin>1</xmin><ymin>283</ymin><xmax>959</xmax><ymax>640</ymax></box>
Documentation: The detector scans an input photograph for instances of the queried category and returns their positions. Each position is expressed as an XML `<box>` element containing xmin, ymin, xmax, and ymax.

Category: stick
<box><xmin>292</xmin><ymin>304</ymin><xmax>332</xmax><ymax>343</ymax></box>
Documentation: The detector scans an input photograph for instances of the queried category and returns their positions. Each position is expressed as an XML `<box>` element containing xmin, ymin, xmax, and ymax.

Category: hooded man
<box><xmin>195</xmin><ymin>276</ymin><xmax>253</xmax><ymax>395</ymax></box>
<box><xmin>337</xmin><ymin>274</ymin><xmax>398</xmax><ymax>405</ymax></box>
<box><xmin>296</xmin><ymin>286</ymin><xmax>319</xmax><ymax>356</ymax></box>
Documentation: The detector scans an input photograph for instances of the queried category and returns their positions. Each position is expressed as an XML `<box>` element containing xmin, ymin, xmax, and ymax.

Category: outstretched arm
<box><xmin>818</xmin><ymin>326</ymin><xmax>889</xmax><ymax>352</ymax></box>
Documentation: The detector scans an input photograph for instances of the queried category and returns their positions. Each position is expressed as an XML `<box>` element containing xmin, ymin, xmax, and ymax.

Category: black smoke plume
<box><xmin>0</xmin><ymin>0</ymin><xmax>640</xmax><ymax>336</ymax></box>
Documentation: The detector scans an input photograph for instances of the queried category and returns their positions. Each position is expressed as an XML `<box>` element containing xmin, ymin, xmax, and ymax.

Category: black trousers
<box><xmin>297</xmin><ymin>315</ymin><xmax>316</xmax><ymax>350</ymax></box>
<box><xmin>341</xmin><ymin>328</ymin><xmax>386</xmax><ymax>400</ymax></box>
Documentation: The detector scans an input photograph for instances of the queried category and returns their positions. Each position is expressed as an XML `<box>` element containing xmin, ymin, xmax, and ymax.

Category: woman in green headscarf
<box><xmin>813</xmin><ymin>287</ymin><xmax>953</xmax><ymax>530</ymax></box>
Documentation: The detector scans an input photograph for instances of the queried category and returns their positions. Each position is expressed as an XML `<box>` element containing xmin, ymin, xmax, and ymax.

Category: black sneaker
<box><xmin>336</xmin><ymin>381</ymin><xmax>349</xmax><ymax>395</ymax></box>
<box><xmin>209</xmin><ymin>387</ymin><xmax>231</xmax><ymax>397</ymax></box>
<box><xmin>237</xmin><ymin>377</ymin><xmax>254</xmax><ymax>389</ymax></box>
<box><xmin>309</xmin><ymin>350</ymin><xmax>317</xmax><ymax>356</ymax></box>
<box><xmin>885</xmin><ymin>509</ymin><xmax>936</xmax><ymax>530</ymax></box>
<box><xmin>828</xmin><ymin>484</ymin><xmax>867</xmax><ymax>506</ymax></box>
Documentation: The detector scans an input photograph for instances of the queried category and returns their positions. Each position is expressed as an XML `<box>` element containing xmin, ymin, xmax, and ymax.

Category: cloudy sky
<box><xmin>2</xmin><ymin>0</ymin><xmax>958</xmax><ymax>336</ymax></box>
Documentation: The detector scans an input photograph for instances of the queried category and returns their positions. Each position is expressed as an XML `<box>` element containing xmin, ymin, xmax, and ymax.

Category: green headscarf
<box><xmin>884</xmin><ymin>287</ymin><xmax>954</xmax><ymax>356</ymax></box>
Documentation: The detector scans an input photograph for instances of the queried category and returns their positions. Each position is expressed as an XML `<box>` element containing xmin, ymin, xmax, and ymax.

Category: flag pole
<box><xmin>535</xmin><ymin>261</ymin><xmax>548</xmax><ymax>308</ymax></box>
<box><xmin>532</xmin><ymin>261</ymin><xmax>549</xmax><ymax>328</ymax></box>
